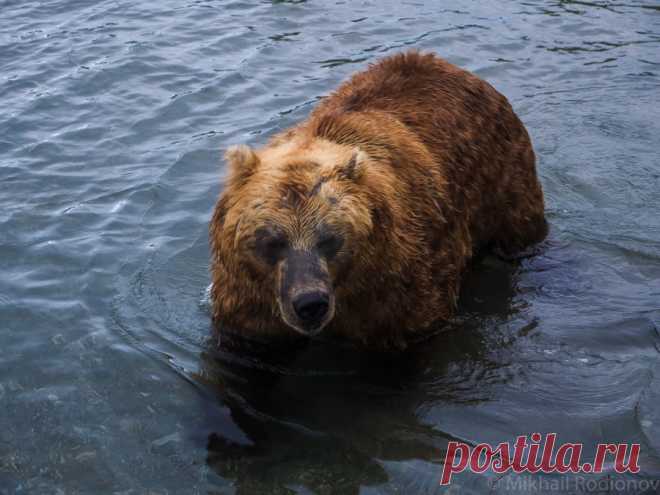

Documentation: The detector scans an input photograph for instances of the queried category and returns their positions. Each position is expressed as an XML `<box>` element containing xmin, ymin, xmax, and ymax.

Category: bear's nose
<box><xmin>292</xmin><ymin>291</ymin><xmax>329</xmax><ymax>325</ymax></box>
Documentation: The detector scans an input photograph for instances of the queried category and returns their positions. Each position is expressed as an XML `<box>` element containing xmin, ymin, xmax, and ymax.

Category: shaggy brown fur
<box><xmin>209</xmin><ymin>51</ymin><xmax>547</xmax><ymax>349</ymax></box>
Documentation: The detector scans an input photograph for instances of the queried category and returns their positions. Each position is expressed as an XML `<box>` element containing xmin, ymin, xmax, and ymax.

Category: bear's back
<box><xmin>312</xmin><ymin>51</ymin><xmax>508</xmax><ymax>131</ymax></box>
<box><xmin>308</xmin><ymin>50</ymin><xmax>542</xmax><ymax>258</ymax></box>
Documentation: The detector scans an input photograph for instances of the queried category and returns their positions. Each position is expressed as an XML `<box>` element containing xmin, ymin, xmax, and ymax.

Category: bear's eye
<box><xmin>317</xmin><ymin>232</ymin><xmax>343</xmax><ymax>259</ymax></box>
<box><xmin>254</xmin><ymin>229</ymin><xmax>288</xmax><ymax>264</ymax></box>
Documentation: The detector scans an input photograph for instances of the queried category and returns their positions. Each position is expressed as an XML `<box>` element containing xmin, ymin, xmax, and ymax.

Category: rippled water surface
<box><xmin>2</xmin><ymin>1</ymin><xmax>660</xmax><ymax>494</ymax></box>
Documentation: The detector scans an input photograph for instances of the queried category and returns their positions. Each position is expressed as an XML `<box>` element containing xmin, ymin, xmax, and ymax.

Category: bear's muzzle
<box><xmin>277</xmin><ymin>250</ymin><xmax>335</xmax><ymax>335</ymax></box>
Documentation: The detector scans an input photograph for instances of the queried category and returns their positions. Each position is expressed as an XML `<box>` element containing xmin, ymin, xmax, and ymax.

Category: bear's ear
<box><xmin>224</xmin><ymin>144</ymin><xmax>259</xmax><ymax>186</ymax></box>
<box><xmin>337</xmin><ymin>150</ymin><xmax>367</xmax><ymax>181</ymax></box>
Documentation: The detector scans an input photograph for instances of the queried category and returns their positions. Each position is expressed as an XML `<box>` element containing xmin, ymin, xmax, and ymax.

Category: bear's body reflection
<box><xmin>197</xmin><ymin>255</ymin><xmax>522</xmax><ymax>494</ymax></box>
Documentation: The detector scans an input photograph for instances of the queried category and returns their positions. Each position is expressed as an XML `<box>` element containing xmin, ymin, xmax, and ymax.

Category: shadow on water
<box><xmin>194</xmin><ymin>254</ymin><xmax>523</xmax><ymax>494</ymax></box>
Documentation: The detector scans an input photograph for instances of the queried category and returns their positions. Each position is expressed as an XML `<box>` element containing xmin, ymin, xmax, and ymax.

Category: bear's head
<box><xmin>211</xmin><ymin>138</ymin><xmax>380</xmax><ymax>336</ymax></box>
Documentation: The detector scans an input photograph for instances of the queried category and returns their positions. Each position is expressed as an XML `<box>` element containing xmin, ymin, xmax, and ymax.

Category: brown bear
<box><xmin>209</xmin><ymin>50</ymin><xmax>547</xmax><ymax>349</ymax></box>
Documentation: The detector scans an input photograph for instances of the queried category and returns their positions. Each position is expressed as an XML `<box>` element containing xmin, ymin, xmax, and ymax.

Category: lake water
<box><xmin>1</xmin><ymin>1</ymin><xmax>660</xmax><ymax>494</ymax></box>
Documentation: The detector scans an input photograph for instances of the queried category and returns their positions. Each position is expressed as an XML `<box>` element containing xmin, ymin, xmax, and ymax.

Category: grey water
<box><xmin>1</xmin><ymin>1</ymin><xmax>660</xmax><ymax>494</ymax></box>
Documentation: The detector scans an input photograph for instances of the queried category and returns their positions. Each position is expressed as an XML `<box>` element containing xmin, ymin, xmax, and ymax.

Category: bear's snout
<box><xmin>293</xmin><ymin>291</ymin><xmax>330</xmax><ymax>326</ymax></box>
<box><xmin>277</xmin><ymin>250</ymin><xmax>335</xmax><ymax>335</ymax></box>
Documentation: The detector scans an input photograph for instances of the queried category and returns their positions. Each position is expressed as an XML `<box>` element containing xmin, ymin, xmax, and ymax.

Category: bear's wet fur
<box><xmin>210</xmin><ymin>51</ymin><xmax>547</xmax><ymax>349</ymax></box>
